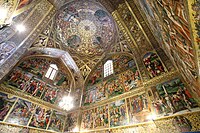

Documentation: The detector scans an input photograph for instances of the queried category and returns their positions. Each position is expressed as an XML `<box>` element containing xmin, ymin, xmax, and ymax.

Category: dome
<box><xmin>56</xmin><ymin>0</ymin><xmax>117</xmax><ymax>57</ymax></box>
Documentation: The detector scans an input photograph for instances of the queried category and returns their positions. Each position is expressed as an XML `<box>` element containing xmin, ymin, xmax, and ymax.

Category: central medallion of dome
<box><xmin>56</xmin><ymin>0</ymin><xmax>116</xmax><ymax>56</ymax></box>
<box><xmin>78</xmin><ymin>20</ymin><xmax>97</xmax><ymax>38</ymax></box>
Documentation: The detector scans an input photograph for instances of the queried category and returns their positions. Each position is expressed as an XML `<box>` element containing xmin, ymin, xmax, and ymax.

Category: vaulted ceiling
<box><xmin>0</xmin><ymin>0</ymin><xmax>199</xmax><ymax>93</ymax></box>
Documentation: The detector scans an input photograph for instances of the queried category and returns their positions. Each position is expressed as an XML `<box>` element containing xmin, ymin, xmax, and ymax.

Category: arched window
<box><xmin>104</xmin><ymin>60</ymin><xmax>113</xmax><ymax>77</ymax></box>
<box><xmin>45</xmin><ymin>64</ymin><xmax>58</xmax><ymax>80</ymax></box>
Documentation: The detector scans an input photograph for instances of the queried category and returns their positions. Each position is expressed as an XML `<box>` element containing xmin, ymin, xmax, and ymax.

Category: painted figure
<box><xmin>6</xmin><ymin>99</ymin><xmax>34</xmax><ymax>125</ymax></box>
<box><xmin>0</xmin><ymin>41</ymin><xmax>16</xmax><ymax>65</ymax></box>
<box><xmin>81</xmin><ymin>109</ymin><xmax>94</xmax><ymax>129</ymax></box>
<box><xmin>122</xmin><ymin>69</ymin><xmax>141</xmax><ymax>91</ymax></box>
<box><xmin>48</xmin><ymin>111</ymin><xmax>65</xmax><ymax>132</ymax></box>
<box><xmin>94</xmin><ymin>105</ymin><xmax>109</xmax><ymax>128</ymax></box>
<box><xmin>0</xmin><ymin>92</ymin><xmax>16</xmax><ymax>121</ymax></box>
<box><xmin>143</xmin><ymin>52</ymin><xmax>165</xmax><ymax>78</ymax></box>
<box><xmin>42</xmin><ymin>85</ymin><xmax>59</xmax><ymax>104</ymax></box>
<box><xmin>87</xmin><ymin>63</ymin><xmax>103</xmax><ymax>86</ymax></box>
<box><xmin>19</xmin><ymin>58</ymin><xmax>51</xmax><ymax>78</ymax></box>
<box><xmin>109</xmin><ymin>100</ymin><xmax>127</xmax><ymax>127</ymax></box>
<box><xmin>172</xmin><ymin>116</ymin><xmax>192</xmax><ymax>132</ymax></box>
<box><xmin>113</xmin><ymin>55</ymin><xmax>135</xmax><ymax>74</ymax></box>
<box><xmin>127</xmin><ymin>94</ymin><xmax>150</xmax><ymax>124</ymax></box>
<box><xmin>29</xmin><ymin>106</ymin><xmax>51</xmax><ymax>129</ymax></box>
<box><xmin>7</xmin><ymin>68</ymin><xmax>31</xmax><ymax>90</ymax></box>
<box><xmin>105</xmin><ymin>77</ymin><xmax>123</xmax><ymax>98</ymax></box>
<box><xmin>64</xmin><ymin>112</ymin><xmax>78</xmax><ymax>132</ymax></box>
<box><xmin>151</xmin><ymin>78</ymin><xmax>198</xmax><ymax>117</ymax></box>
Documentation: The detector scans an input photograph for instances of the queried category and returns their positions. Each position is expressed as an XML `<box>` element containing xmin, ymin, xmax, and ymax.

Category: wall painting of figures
<box><xmin>18</xmin><ymin>58</ymin><xmax>71</xmax><ymax>89</ymax></box>
<box><xmin>138</xmin><ymin>0</ymin><xmax>197</xmax><ymax>89</ymax></box>
<box><xmin>93</xmin><ymin>105</ymin><xmax>109</xmax><ymax>128</ymax></box>
<box><xmin>48</xmin><ymin>111</ymin><xmax>65</xmax><ymax>132</ymax></box>
<box><xmin>0</xmin><ymin>41</ymin><xmax>16</xmax><ymax>66</ymax></box>
<box><xmin>3</xmin><ymin>68</ymin><xmax>32</xmax><ymax>91</ymax></box>
<box><xmin>121</xmin><ymin>68</ymin><xmax>141</xmax><ymax>92</ymax></box>
<box><xmin>81</xmin><ymin>109</ymin><xmax>94</xmax><ymax>130</ymax></box>
<box><xmin>42</xmin><ymin>84</ymin><xmax>59</xmax><ymax>104</ymax></box>
<box><xmin>172</xmin><ymin>116</ymin><xmax>192</xmax><ymax>133</ymax></box>
<box><xmin>109</xmin><ymin>99</ymin><xmax>127</xmax><ymax>127</ymax></box>
<box><xmin>87</xmin><ymin>63</ymin><xmax>103</xmax><ymax>86</ymax></box>
<box><xmin>29</xmin><ymin>105</ymin><xmax>51</xmax><ymax>129</ymax></box>
<box><xmin>148</xmin><ymin>78</ymin><xmax>199</xmax><ymax>118</ymax></box>
<box><xmin>0</xmin><ymin>92</ymin><xmax>17</xmax><ymax>121</ymax></box>
<box><xmin>83</xmin><ymin>87</ymin><xmax>97</xmax><ymax>105</ymax></box>
<box><xmin>113</xmin><ymin>55</ymin><xmax>136</xmax><ymax>75</ymax></box>
<box><xmin>24</xmin><ymin>77</ymin><xmax>46</xmax><ymax>98</ymax></box>
<box><xmin>127</xmin><ymin>93</ymin><xmax>151</xmax><ymax>124</ymax></box>
<box><xmin>54</xmin><ymin>71</ymin><xmax>70</xmax><ymax>89</ymax></box>
<box><xmin>1</xmin><ymin>57</ymin><xmax>71</xmax><ymax>107</ymax></box>
<box><xmin>104</xmin><ymin>76</ymin><xmax>123</xmax><ymax>98</ymax></box>
<box><xmin>83</xmin><ymin>83</ymin><xmax>106</xmax><ymax>105</ymax></box>
<box><xmin>64</xmin><ymin>111</ymin><xmax>79</xmax><ymax>133</ymax></box>
<box><xmin>18</xmin><ymin>58</ymin><xmax>51</xmax><ymax>79</ymax></box>
<box><xmin>137</xmin><ymin>0</ymin><xmax>163</xmax><ymax>43</ymax></box>
<box><xmin>5</xmin><ymin>99</ymin><xmax>34</xmax><ymax>126</ymax></box>
<box><xmin>143</xmin><ymin>52</ymin><xmax>165</xmax><ymax>78</ymax></box>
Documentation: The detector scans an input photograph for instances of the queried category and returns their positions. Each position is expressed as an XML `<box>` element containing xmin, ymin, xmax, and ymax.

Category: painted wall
<box><xmin>135</xmin><ymin>0</ymin><xmax>199</xmax><ymax>96</ymax></box>
<box><xmin>81</xmin><ymin>54</ymin><xmax>200</xmax><ymax>132</ymax></box>
<box><xmin>1</xmin><ymin>57</ymin><xmax>71</xmax><ymax>106</ymax></box>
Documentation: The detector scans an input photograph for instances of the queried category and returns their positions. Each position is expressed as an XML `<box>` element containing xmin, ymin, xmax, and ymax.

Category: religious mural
<box><xmin>138</xmin><ymin>0</ymin><xmax>163</xmax><ymax>44</ymax></box>
<box><xmin>127</xmin><ymin>93</ymin><xmax>151</xmax><ymax>124</ymax></box>
<box><xmin>172</xmin><ymin>115</ymin><xmax>192</xmax><ymax>133</ymax></box>
<box><xmin>137</xmin><ymin>0</ymin><xmax>198</xmax><ymax>91</ymax></box>
<box><xmin>83</xmin><ymin>83</ymin><xmax>106</xmax><ymax>105</ymax></box>
<box><xmin>5</xmin><ymin>68</ymin><xmax>32</xmax><ymax>91</ymax></box>
<box><xmin>149</xmin><ymin>78</ymin><xmax>198</xmax><ymax>117</ymax></box>
<box><xmin>0</xmin><ymin>41</ymin><xmax>16</xmax><ymax>66</ymax></box>
<box><xmin>84</xmin><ymin>55</ymin><xmax>141</xmax><ymax>105</ymax></box>
<box><xmin>113</xmin><ymin>55</ymin><xmax>136</xmax><ymax>75</ymax></box>
<box><xmin>0</xmin><ymin>92</ymin><xmax>16</xmax><ymax>121</ymax></box>
<box><xmin>104</xmin><ymin>76</ymin><xmax>123</xmax><ymax>98</ymax></box>
<box><xmin>24</xmin><ymin>77</ymin><xmax>46</xmax><ymax>98</ymax></box>
<box><xmin>29</xmin><ymin>105</ymin><xmax>51</xmax><ymax>129</ymax></box>
<box><xmin>0</xmin><ymin>92</ymin><xmax>71</xmax><ymax>132</ymax></box>
<box><xmin>143</xmin><ymin>52</ymin><xmax>165</xmax><ymax>78</ymax></box>
<box><xmin>6</xmin><ymin>99</ymin><xmax>34</xmax><ymax>126</ymax></box>
<box><xmin>121</xmin><ymin>69</ymin><xmax>141</xmax><ymax>92</ymax></box>
<box><xmin>56</xmin><ymin>0</ymin><xmax>116</xmax><ymax>57</ymax></box>
<box><xmin>18</xmin><ymin>58</ymin><xmax>51</xmax><ymax>78</ymax></box>
<box><xmin>42</xmin><ymin>84</ymin><xmax>59</xmax><ymax>104</ymax></box>
<box><xmin>81</xmin><ymin>109</ymin><xmax>94</xmax><ymax>130</ymax></box>
<box><xmin>93</xmin><ymin>105</ymin><xmax>109</xmax><ymax>128</ymax></box>
<box><xmin>1</xmin><ymin>57</ymin><xmax>71</xmax><ymax>106</ymax></box>
<box><xmin>64</xmin><ymin>112</ymin><xmax>79</xmax><ymax>132</ymax></box>
<box><xmin>48</xmin><ymin>111</ymin><xmax>65</xmax><ymax>132</ymax></box>
<box><xmin>87</xmin><ymin>63</ymin><xmax>103</xmax><ymax>86</ymax></box>
<box><xmin>109</xmin><ymin>99</ymin><xmax>127</xmax><ymax>127</ymax></box>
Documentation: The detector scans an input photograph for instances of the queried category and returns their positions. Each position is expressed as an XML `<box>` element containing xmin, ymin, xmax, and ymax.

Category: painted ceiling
<box><xmin>56</xmin><ymin>0</ymin><xmax>117</xmax><ymax>57</ymax></box>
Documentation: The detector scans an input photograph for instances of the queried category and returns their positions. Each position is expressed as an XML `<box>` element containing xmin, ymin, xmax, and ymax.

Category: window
<box><xmin>104</xmin><ymin>60</ymin><xmax>114</xmax><ymax>77</ymax></box>
<box><xmin>45</xmin><ymin>64</ymin><xmax>58</xmax><ymax>80</ymax></box>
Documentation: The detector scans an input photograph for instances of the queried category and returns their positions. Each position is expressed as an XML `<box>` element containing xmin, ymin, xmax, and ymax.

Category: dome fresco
<box><xmin>56</xmin><ymin>0</ymin><xmax>116</xmax><ymax>56</ymax></box>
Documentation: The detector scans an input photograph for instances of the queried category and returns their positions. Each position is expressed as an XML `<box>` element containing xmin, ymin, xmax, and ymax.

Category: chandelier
<box><xmin>59</xmin><ymin>96</ymin><xmax>74</xmax><ymax>111</ymax></box>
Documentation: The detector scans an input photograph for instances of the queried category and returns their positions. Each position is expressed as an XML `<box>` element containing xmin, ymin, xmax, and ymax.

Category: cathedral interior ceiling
<box><xmin>0</xmin><ymin>0</ymin><xmax>200</xmax><ymax>132</ymax></box>
<box><xmin>0</xmin><ymin>0</ymin><xmax>199</xmax><ymax>89</ymax></box>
